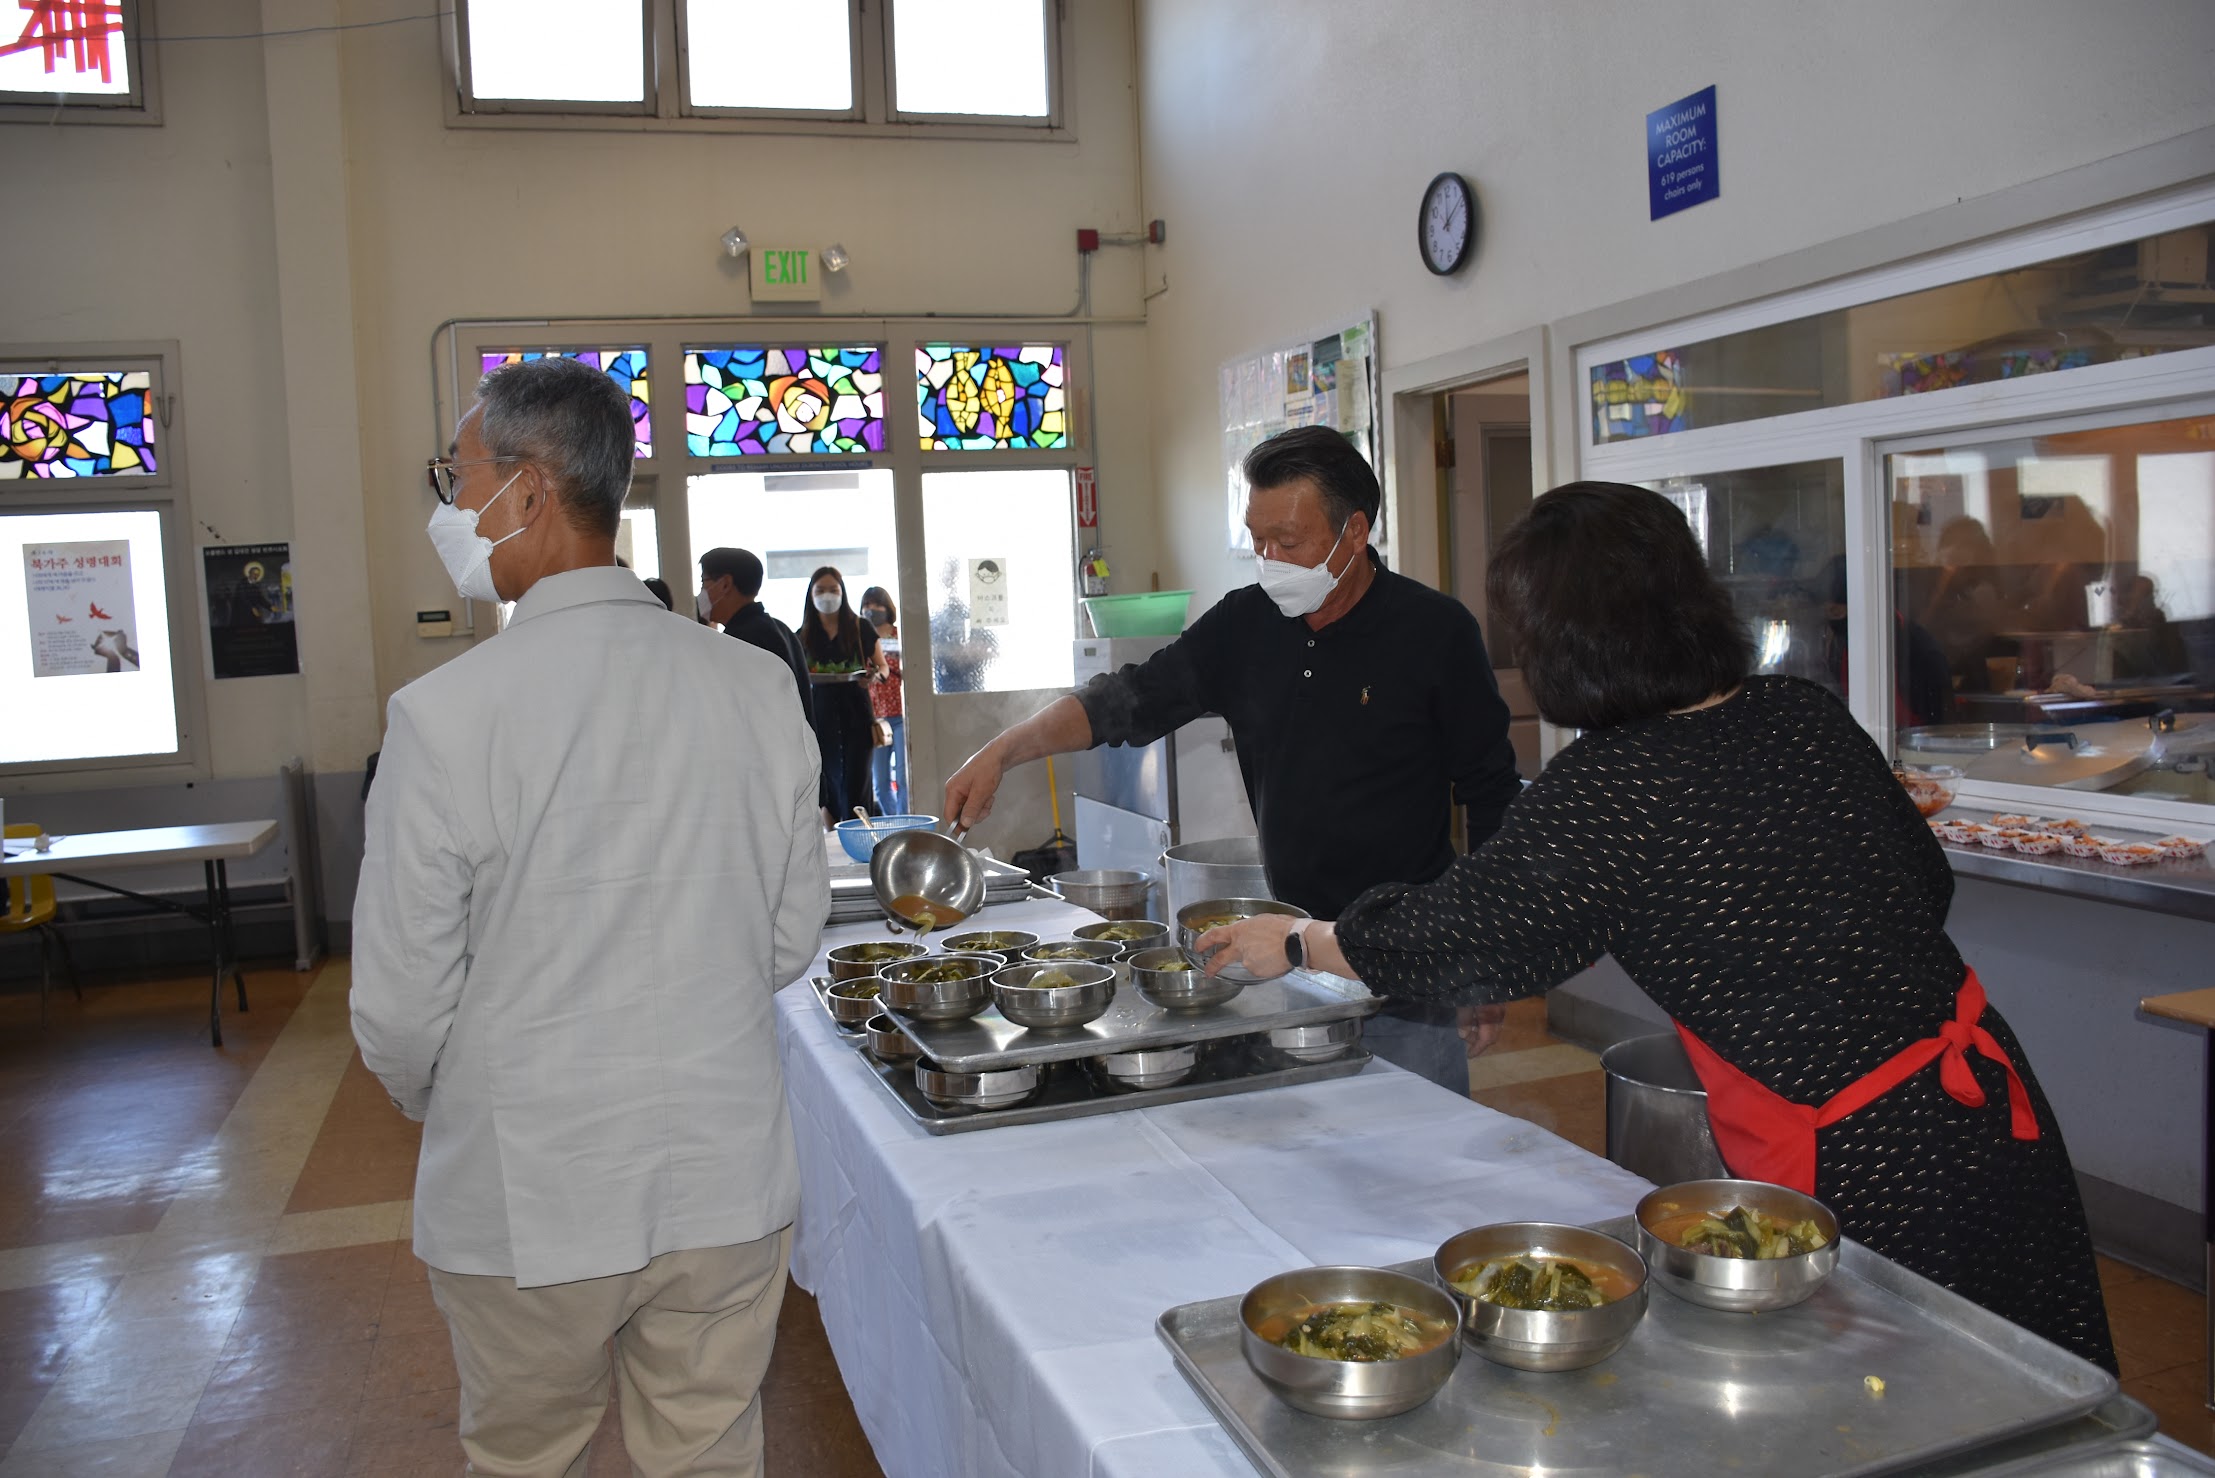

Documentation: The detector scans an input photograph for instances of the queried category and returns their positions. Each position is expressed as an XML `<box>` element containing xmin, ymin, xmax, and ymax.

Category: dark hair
<box><xmin>1487</xmin><ymin>482</ymin><xmax>1753</xmax><ymax>729</ymax></box>
<box><xmin>475</xmin><ymin>357</ymin><xmax>633</xmax><ymax>538</ymax></box>
<box><xmin>1242</xmin><ymin>426</ymin><xmax>1379</xmax><ymax>534</ymax></box>
<box><xmin>802</xmin><ymin>566</ymin><xmax>863</xmax><ymax>663</ymax></box>
<box><xmin>641</xmin><ymin>576</ymin><xmax>674</xmax><ymax>611</ymax></box>
<box><xmin>700</xmin><ymin>546</ymin><xmax>764</xmax><ymax>599</ymax></box>
<box><xmin>858</xmin><ymin>586</ymin><xmax>897</xmax><ymax>626</ymax></box>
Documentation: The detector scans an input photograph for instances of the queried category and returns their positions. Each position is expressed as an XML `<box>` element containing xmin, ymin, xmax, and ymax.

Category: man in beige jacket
<box><xmin>354</xmin><ymin>356</ymin><xmax>829</xmax><ymax>1477</ymax></box>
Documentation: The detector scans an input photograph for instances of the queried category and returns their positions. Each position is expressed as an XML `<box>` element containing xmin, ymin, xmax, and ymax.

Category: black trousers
<box><xmin>814</xmin><ymin>687</ymin><xmax>877</xmax><ymax>818</ymax></box>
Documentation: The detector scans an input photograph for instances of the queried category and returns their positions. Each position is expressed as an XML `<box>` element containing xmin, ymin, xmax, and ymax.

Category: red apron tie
<box><xmin>1673</xmin><ymin>968</ymin><xmax>2040</xmax><ymax>1197</ymax></box>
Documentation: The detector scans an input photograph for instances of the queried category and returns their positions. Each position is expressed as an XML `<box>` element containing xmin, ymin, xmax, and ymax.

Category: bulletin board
<box><xmin>1218</xmin><ymin>316</ymin><xmax>1381</xmax><ymax>553</ymax></box>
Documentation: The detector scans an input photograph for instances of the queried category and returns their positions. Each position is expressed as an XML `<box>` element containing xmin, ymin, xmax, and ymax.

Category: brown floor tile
<box><xmin>761</xmin><ymin>1287</ymin><xmax>855</xmax><ymax>1412</ymax></box>
<box><xmin>362</xmin><ymin>1327</ymin><xmax>460</xmax><ymax>1404</ymax></box>
<box><xmin>0</xmin><ymin>1356</ymin><xmax>62</xmax><ymax>1448</ymax></box>
<box><xmin>223</xmin><ymin>1281</ymin><xmax>389</xmax><ymax>1357</ymax></box>
<box><xmin>2105</xmin><ymin>1271</ymin><xmax>2208</xmax><ymax>1380</ymax></box>
<box><xmin>377</xmin><ymin>1271</ymin><xmax>447</xmax><ymax>1337</ymax></box>
<box><xmin>1473</xmin><ymin>1068</ymin><xmax>1607</xmax><ymax>1157</ymax></box>
<box><xmin>170</xmin><ymin>1400</ymin><xmax>362</xmax><ymax>1476</ymax></box>
<box><xmin>287</xmin><ymin>1055</ymin><xmax>425</xmax><ymax>1215</ymax></box>
<box><xmin>1489</xmin><ymin>997</ymin><xmax>1561</xmax><ymax>1055</ymax></box>
<box><xmin>246</xmin><ymin>1241</ymin><xmax>401</xmax><ymax>1302</ymax></box>
<box><xmin>0</xmin><ymin>1276</ymin><xmax>119</xmax><ymax>1368</ymax></box>
<box><xmin>345</xmin><ymin>1385</ymin><xmax>463</xmax><ymax>1475</ymax></box>
<box><xmin>764</xmin><ymin>1395</ymin><xmax>884</xmax><ymax>1478</ymax></box>
<box><xmin>194</xmin><ymin>1336</ymin><xmax>377</xmax><ymax>1423</ymax></box>
<box><xmin>2124</xmin><ymin>1359</ymin><xmax>2215</xmax><ymax>1456</ymax></box>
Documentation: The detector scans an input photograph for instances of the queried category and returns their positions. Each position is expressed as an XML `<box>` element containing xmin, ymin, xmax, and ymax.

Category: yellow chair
<box><xmin>3</xmin><ymin>823</ymin><xmax>81</xmax><ymax>1023</ymax></box>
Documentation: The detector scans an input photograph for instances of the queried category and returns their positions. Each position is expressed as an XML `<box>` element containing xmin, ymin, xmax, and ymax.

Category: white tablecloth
<box><xmin>776</xmin><ymin>898</ymin><xmax>1652</xmax><ymax>1478</ymax></box>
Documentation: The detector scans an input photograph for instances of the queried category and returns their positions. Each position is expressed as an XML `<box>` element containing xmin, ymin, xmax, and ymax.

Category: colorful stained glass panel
<box><xmin>685</xmin><ymin>346</ymin><xmax>885</xmax><ymax>456</ymax></box>
<box><xmin>0</xmin><ymin>371</ymin><xmax>157</xmax><ymax>478</ymax></box>
<box><xmin>1589</xmin><ymin>350</ymin><xmax>1686</xmax><ymax>443</ymax></box>
<box><xmin>916</xmin><ymin>344</ymin><xmax>1065</xmax><ymax>451</ymax></box>
<box><xmin>0</xmin><ymin>1</ymin><xmax>133</xmax><ymax>97</ymax></box>
<box><xmin>480</xmin><ymin>348</ymin><xmax>653</xmax><ymax>457</ymax></box>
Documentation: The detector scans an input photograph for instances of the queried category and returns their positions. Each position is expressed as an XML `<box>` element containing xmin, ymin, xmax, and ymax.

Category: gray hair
<box><xmin>475</xmin><ymin>357</ymin><xmax>633</xmax><ymax>537</ymax></box>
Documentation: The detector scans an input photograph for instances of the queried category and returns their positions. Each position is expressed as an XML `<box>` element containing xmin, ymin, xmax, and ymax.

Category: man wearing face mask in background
<box><xmin>700</xmin><ymin>545</ymin><xmax>812</xmax><ymax>725</ymax></box>
<box><xmin>355</xmin><ymin>357</ymin><xmax>829</xmax><ymax>1477</ymax></box>
<box><xmin>944</xmin><ymin>426</ymin><xmax>1522</xmax><ymax>1092</ymax></box>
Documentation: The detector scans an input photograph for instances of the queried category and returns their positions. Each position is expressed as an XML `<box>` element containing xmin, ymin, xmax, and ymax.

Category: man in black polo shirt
<box><xmin>944</xmin><ymin>427</ymin><xmax>1522</xmax><ymax>1093</ymax></box>
<box><xmin>699</xmin><ymin>547</ymin><xmax>811</xmax><ymax>723</ymax></box>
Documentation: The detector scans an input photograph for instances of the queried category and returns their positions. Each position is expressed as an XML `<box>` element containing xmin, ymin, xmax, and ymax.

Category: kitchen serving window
<box><xmin>1578</xmin><ymin>183</ymin><xmax>2215</xmax><ymax>828</ymax></box>
<box><xmin>450</xmin><ymin>0</ymin><xmax>1063</xmax><ymax>132</ymax></box>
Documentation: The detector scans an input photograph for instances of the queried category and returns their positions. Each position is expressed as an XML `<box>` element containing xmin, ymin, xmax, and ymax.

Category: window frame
<box><xmin>674</xmin><ymin>0</ymin><xmax>865</xmax><ymax>124</ymax></box>
<box><xmin>0</xmin><ymin>0</ymin><xmax>160</xmax><ymax>126</ymax></box>
<box><xmin>0</xmin><ymin>339</ymin><xmax>209</xmax><ymax>787</ymax></box>
<box><xmin>882</xmin><ymin>0</ymin><xmax>1061</xmax><ymax>129</ymax></box>
<box><xmin>1570</xmin><ymin>183</ymin><xmax>2215</xmax><ymax>831</ymax></box>
<box><xmin>445</xmin><ymin>0</ymin><xmax>1071</xmax><ymax>139</ymax></box>
<box><xmin>450</xmin><ymin>0</ymin><xmax>657</xmax><ymax>118</ymax></box>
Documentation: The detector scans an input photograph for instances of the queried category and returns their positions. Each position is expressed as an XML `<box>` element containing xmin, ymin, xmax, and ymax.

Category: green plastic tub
<box><xmin>1082</xmin><ymin>591</ymin><xmax>1192</xmax><ymax>637</ymax></box>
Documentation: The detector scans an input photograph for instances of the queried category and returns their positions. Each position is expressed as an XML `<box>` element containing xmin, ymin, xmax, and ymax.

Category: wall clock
<box><xmin>1418</xmin><ymin>171</ymin><xmax>1475</xmax><ymax>276</ymax></box>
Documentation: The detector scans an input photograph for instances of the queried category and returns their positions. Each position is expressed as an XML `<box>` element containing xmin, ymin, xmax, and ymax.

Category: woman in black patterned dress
<box><xmin>1199</xmin><ymin>482</ymin><xmax>2116</xmax><ymax>1372</ymax></box>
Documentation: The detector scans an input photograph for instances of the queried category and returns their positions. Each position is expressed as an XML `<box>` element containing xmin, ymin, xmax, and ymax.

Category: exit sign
<box><xmin>750</xmin><ymin>245</ymin><xmax>821</xmax><ymax>302</ymax></box>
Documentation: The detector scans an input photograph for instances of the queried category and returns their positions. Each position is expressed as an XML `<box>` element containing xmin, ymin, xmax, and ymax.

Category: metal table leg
<box><xmin>203</xmin><ymin>860</ymin><xmax>226</xmax><ymax>1047</ymax></box>
<box><xmin>216</xmin><ymin>860</ymin><xmax>248</xmax><ymax>1013</ymax></box>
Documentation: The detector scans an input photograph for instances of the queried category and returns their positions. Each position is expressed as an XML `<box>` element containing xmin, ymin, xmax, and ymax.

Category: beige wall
<box><xmin>1134</xmin><ymin>0</ymin><xmax>2215</xmax><ymax>610</ymax></box>
<box><xmin>3</xmin><ymin>0</ymin><xmax>1154</xmax><ymax>843</ymax></box>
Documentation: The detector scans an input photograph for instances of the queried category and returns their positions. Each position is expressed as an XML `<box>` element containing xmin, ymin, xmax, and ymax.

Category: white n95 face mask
<box><xmin>1255</xmin><ymin>523</ymin><xmax>1349</xmax><ymax>618</ymax></box>
<box><xmin>813</xmin><ymin>591</ymin><xmax>843</xmax><ymax>614</ymax></box>
<box><xmin>426</xmin><ymin>468</ymin><xmax>525</xmax><ymax>603</ymax></box>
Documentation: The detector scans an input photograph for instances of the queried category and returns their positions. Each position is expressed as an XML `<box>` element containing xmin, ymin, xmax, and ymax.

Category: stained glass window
<box><xmin>916</xmin><ymin>344</ymin><xmax>1065</xmax><ymax>451</ymax></box>
<box><xmin>0</xmin><ymin>371</ymin><xmax>157</xmax><ymax>478</ymax></box>
<box><xmin>1589</xmin><ymin>350</ymin><xmax>1686</xmax><ymax>443</ymax></box>
<box><xmin>685</xmin><ymin>346</ymin><xmax>885</xmax><ymax>456</ymax></box>
<box><xmin>0</xmin><ymin>0</ymin><xmax>133</xmax><ymax>98</ymax></box>
<box><xmin>479</xmin><ymin>348</ymin><xmax>653</xmax><ymax>458</ymax></box>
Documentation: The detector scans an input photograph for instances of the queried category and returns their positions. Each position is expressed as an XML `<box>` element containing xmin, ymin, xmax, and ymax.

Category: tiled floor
<box><xmin>0</xmin><ymin>972</ymin><xmax>2204</xmax><ymax>1474</ymax></box>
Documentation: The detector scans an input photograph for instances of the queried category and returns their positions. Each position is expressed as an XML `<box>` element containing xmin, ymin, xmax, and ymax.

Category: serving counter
<box><xmin>776</xmin><ymin>897</ymin><xmax>1648</xmax><ymax>1478</ymax></box>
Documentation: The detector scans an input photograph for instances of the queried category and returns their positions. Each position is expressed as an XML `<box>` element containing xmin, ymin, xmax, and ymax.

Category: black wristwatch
<box><xmin>1284</xmin><ymin>922</ymin><xmax>1305</xmax><ymax>969</ymax></box>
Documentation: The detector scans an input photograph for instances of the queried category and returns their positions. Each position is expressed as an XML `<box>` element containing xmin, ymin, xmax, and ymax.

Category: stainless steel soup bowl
<box><xmin>1094</xmin><ymin>1043</ymin><xmax>1198</xmax><ymax>1091</ymax></box>
<box><xmin>877</xmin><ymin>956</ymin><xmax>995</xmax><ymax>1023</ymax></box>
<box><xmin>863</xmin><ymin>1013</ymin><xmax>918</xmax><ymax>1064</ymax></box>
<box><xmin>824</xmin><ymin>978</ymin><xmax>886</xmax><ymax>1026</ymax></box>
<box><xmin>1019</xmin><ymin>939</ymin><xmax>1125</xmax><ymax>968</ymax></box>
<box><xmin>1130</xmin><ymin>946</ymin><xmax>1243</xmax><ymax>1012</ymax></box>
<box><xmin>913</xmin><ymin>1061</ymin><xmax>1040</xmax><ymax>1111</ymax></box>
<box><xmin>1177</xmin><ymin>898</ymin><xmax>1310</xmax><ymax>985</ymax></box>
<box><xmin>827</xmin><ymin>940</ymin><xmax>927</xmax><ymax>984</ymax></box>
<box><xmin>869</xmin><ymin>829</ymin><xmax>986</xmax><ymax>931</ymax></box>
<box><xmin>1072</xmin><ymin>919</ymin><xmax>1171</xmax><ymax>957</ymax></box>
<box><xmin>1266</xmin><ymin>1018</ymin><xmax>1364</xmax><ymax>1063</ymax></box>
<box><xmin>991</xmin><ymin>961</ymin><xmax>1117</xmax><ymax>1031</ymax></box>
<box><xmin>1238</xmin><ymin>1266</ymin><xmax>1460</xmax><ymax>1420</ymax></box>
<box><xmin>1634</xmin><ymin>1178</ymin><xmax>1841</xmax><ymax>1313</ymax></box>
<box><xmin>1431</xmin><ymin>1222</ymin><xmax>1648</xmax><ymax>1372</ymax></box>
<box><xmin>941</xmin><ymin>930</ymin><xmax>1039</xmax><ymax>957</ymax></box>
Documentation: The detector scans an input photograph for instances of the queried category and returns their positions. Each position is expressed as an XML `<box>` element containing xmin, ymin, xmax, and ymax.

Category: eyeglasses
<box><xmin>425</xmin><ymin>456</ymin><xmax>521</xmax><ymax>505</ymax></box>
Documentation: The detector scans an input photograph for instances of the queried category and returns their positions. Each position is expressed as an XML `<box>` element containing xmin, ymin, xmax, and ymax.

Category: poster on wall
<box><xmin>967</xmin><ymin>557</ymin><xmax>1010</xmax><ymax>626</ymax></box>
<box><xmin>202</xmin><ymin>543</ymin><xmax>299</xmax><ymax>679</ymax></box>
<box><xmin>22</xmin><ymin>540</ymin><xmax>137</xmax><ymax>677</ymax></box>
<box><xmin>1218</xmin><ymin>316</ymin><xmax>1380</xmax><ymax>553</ymax></box>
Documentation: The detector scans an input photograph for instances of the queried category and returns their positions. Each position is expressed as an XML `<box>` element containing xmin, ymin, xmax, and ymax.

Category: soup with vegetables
<box><xmin>1089</xmin><ymin>922</ymin><xmax>1162</xmax><ymax>942</ymax></box>
<box><xmin>1655</xmin><ymin>1205</ymin><xmax>1830</xmax><ymax>1259</ymax></box>
<box><xmin>1254</xmin><ymin>1301</ymin><xmax>1454</xmax><ymax>1362</ymax></box>
<box><xmin>1449</xmin><ymin>1256</ymin><xmax>1635</xmax><ymax>1311</ymax></box>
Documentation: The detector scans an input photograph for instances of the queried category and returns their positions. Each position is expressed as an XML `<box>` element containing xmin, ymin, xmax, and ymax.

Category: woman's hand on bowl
<box><xmin>1196</xmin><ymin>914</ymin><xmax>1301</xmax><ymax>978</ymax></box>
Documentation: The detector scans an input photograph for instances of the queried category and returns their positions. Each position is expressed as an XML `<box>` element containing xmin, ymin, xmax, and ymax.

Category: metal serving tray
<box><xmin>881</xmin><ymin>967</ymin><xmax>1381</xmax><ymax>1073</ymax></box>
<box><xmin>1966</xmin><ymin>1438</ymin><xmax>2215</xmax><ymax>1477</ymax></box>
<box><xmin>1156</xmin><ymin>1220</ymin><xmax>2118</xmax><ymax>1478</ymax></box>
<box><xmin>860</xmin><ymin>1031</ymin><xmax>1374</xmax><ymax>1136</ymax></box>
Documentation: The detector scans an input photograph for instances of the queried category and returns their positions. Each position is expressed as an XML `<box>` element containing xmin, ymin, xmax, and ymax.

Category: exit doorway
<box><xmin>1438</xmin><ymin>373</ymin><xmax>1541</xmax><ymax>776</ymax></box>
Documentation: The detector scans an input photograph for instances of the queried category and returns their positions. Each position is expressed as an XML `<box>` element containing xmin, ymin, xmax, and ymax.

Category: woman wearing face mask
<box><xmin>801</xmin><ymin>568</ymin><xmax>884</xmax><ymax>824</ymax></box>
<box><xmin>859</xmin><ymin>587</ymin><xmax>906</xmax><ymax>815</ymax></box>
